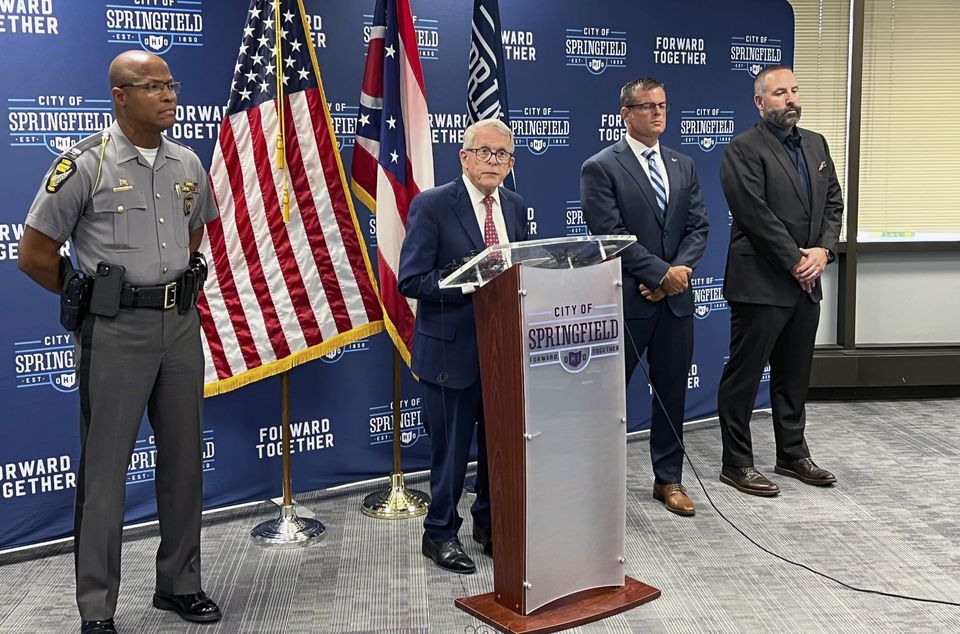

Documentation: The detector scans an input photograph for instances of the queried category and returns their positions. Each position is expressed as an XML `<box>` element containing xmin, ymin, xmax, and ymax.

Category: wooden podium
<box><xmin>441</xmin><ymin>237</ymin><xmax>660</xmax><ymax>634</ymax></box>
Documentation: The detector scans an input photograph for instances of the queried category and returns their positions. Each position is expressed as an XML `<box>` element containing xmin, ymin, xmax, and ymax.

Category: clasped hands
<box><xmin>793</xmin><ymin>247</ymin><xmax>828</xmax><ymax>293</ymax></box>
<box><xmin>639</xmin><ymin>265</ymin><xmax>692</xmax><ymax>303</ymax></box>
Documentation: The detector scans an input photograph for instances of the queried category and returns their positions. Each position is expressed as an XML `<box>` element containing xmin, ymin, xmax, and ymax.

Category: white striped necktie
<box><xmin>642</xmin><ymin>148</ymin><xmax>667</xmax><ymax>215</ymax></box>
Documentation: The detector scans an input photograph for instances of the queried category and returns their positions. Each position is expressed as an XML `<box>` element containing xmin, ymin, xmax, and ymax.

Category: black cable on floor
<box><xmin>626</xmin><ymin>324</ymin><xmax>960</xmax><ymax>608</ymax></box>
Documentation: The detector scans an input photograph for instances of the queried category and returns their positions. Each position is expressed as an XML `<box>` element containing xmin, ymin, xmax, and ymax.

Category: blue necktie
<box><xmin>642</xmin><ymin>148</ymin><xmax>667</xmax><ymax>217</ymax></box>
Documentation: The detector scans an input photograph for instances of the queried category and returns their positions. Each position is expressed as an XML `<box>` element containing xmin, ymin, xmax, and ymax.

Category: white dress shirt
<box><xmin>461</xmin><ymin>174</ymin><xmax>508</xmax><ymax>246</ymax></box>
<box><xmin>624</xmin><ymin>134</ymin><xmax>670</xmax><ymax>204</ymax></box>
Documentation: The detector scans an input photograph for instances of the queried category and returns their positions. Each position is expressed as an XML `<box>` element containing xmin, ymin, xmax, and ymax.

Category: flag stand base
<box><xmin>251</xmin><ymin>503</ymin><xmax>326</xmax><ymax>548</ymax></box>
<box><xmin>361</xmin><ymin>472</ymin><xmax>430</xmax><ymax>519</ymax></box>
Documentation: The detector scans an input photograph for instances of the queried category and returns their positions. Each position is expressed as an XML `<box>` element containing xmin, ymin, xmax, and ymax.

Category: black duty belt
<box><xmin>119</xmin><ymin>281</ymin><xmax>179</xmax><ymax>310</ymax></box>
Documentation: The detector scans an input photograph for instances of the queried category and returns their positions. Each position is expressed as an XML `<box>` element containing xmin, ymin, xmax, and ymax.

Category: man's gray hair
<box><xmin>462</xmin><ymin>118</ymin><xmax>514</xmax><ymax>152</ymax></box>
<box><xmin>754</xmin><ymin>65</ymin><xmax>794</xmax><ymax>96</ymax></box>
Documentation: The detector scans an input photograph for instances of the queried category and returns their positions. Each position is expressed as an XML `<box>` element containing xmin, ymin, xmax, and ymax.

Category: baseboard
<box><xmin>811</xmin><ymin>345</ymin><xmax>960</xmax><ymax>394</ymax></box>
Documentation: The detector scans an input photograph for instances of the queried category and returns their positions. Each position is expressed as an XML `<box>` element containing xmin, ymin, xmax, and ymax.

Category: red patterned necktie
<box><xmin>483</xmin><ymin>195</ymin><xmax>499</xmax><ymax>247</ymax></box>
<box><xmin>482</xmin><ymin>195</ymin><xmax>503</xmax><ymax>262</ymax></box>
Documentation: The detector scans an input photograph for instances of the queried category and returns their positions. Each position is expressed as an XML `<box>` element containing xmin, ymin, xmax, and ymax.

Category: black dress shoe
<box><xmin>775</xmin><ymin>457</ymin><xmax>836</xmax><ymax>486</ymax></box>
<box><xmin>472</xmin><ymin>524</ymin><xmax>494</xmax><ymax>557</ymax></box>
<box><xmin>720</xmin><ymin>465</ymin><xmax>780</xmax><ymax>497</ymax></box>
<box><xmin>422</xmin><ymin>533</ymin><xmax>476</xmax><ymax>574</ymax></box>
<box><xmin>81</xmin><ymin>619</ymin><xmax>116</xmax><ymax>634</ymax></box>
<box><xmin>152</xmin><ymin>590</ymin><xmax>222</xmax><ymax>623</ymax></box>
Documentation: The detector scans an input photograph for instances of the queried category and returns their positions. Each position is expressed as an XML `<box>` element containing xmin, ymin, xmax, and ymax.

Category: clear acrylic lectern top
<box><xmin>438</xmin><ymin>234</ymin><xmax>637</xmax><ymax>290</ymax></box>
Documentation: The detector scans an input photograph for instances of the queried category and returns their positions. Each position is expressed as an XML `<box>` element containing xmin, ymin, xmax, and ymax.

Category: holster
<box><xmin>177</xmin><ymin>251</ymin><xmax>208</xmax><ymax>314</ymax></box>
<box><xmin>59</xmin><ymin>258</ymin><xmax>90</xmax><ymax>332</ymax></box>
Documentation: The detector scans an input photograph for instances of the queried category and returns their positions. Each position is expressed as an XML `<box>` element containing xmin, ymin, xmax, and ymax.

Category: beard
<box><xmin>763</xmin><ymin>103</ymin><xmax>802</xmax><ymax>129</ymax></box>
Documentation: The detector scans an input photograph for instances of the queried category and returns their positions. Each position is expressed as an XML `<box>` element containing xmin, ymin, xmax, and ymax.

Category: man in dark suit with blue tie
<box><xmin>580</xmin><ymin>77</ymin><xmax>709</xmax><ymax>516</ymax></box>
<box><xmin>399</xmin><ymin>119</ymin><xmax>529</xmax><ymax>574</ymax></box>
<box><xmin>716</xmin><ymin>66</ymin><xmax>842</xmax><ymax>496</ymax></box>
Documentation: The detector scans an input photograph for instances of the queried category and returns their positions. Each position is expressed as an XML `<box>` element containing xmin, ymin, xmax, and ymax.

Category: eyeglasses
<box><xmin>464</xmin><ymin>147</ymin><xmax>514</xmax><ymax>164</ymax></box>
<box><xmin>116</xmin><ymin>80</ymin><xmax>182</xmax><ymax>96</ymax></box>
<box><xmin>624</xmin><ymin>101</ymin><xmax>670</xmax><ymax>113</ymax></box>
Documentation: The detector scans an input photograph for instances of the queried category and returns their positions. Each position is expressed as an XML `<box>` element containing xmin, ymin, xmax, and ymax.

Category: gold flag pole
<box><xmin>361</xmin><ymin>348</ymin><xmax>430</xmax><ymax>518</ymax></box>
<box><xmin>274</xmin><ymin>0</ymin><xmax>291</xmax><ymax>223</ymax></box>
<box><xmin>250</xmin><ymin>0</ymin><xmax>323</xmax><ymax>547</ymax></box>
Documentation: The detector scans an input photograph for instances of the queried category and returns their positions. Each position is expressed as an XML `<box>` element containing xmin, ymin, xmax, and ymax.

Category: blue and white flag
<box><xmin>466</xmin><ymin>0</ymin><xmax>515</xmax><ymax>190</ymax></box>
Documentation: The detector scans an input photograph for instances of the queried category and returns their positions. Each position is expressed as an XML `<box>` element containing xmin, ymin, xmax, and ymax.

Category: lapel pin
<box><xmin>671</xmin><ymin>157</ymin><xmax>678</xmax><ymax>162</ymax></box>
<box><xmin>818</xmin><ymin>161</ymin><xmax>826</xmax><ymax>172</ymax></box>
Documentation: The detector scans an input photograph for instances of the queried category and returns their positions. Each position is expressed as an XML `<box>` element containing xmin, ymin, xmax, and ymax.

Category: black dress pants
<box><xmin>717</xmin><ymin>298</ymin><xmax>820</xmax><ymax>466</ymax></box>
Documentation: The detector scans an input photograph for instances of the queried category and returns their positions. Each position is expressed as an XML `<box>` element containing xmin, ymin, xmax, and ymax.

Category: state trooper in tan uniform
<box><xmin>18</xmin><ymin>51</ymin><xmax>221</xmax><ymax>634</ymax></box>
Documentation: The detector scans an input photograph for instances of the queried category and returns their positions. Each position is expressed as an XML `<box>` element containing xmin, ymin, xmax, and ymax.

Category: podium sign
<box><xmin>451</xmin><ymin>236</ymin><xmax>660</xmax><ymax>632</ymax></box>
<box><xmin>520</xmin><ymin>262</ymin><xmax>627</xmax><ymax>613</ymax></box>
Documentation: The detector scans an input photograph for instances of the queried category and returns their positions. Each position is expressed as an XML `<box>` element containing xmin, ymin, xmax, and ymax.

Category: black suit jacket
<box><xmin>580</xmin><ymin>139</ymin><xmax>709</xmax><ymax>319</ymax></box>
<box><xmin>719</xmin><ymin>121</ymin><xmax>843</xmax><ymax>306</ymax></box>
<box><xmin>398</xmin><ymin>177</ymin><xmax>529</xmax><ymax>389</ymax></box>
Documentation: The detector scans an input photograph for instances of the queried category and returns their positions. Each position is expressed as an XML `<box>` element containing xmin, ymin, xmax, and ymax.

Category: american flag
<box><xmin>199</xmin><ymin>0</ymin><xmax>383</xmax><ymax>395</ymax></box>
<box><xmin>467</xmin><ymin>0</ymin><xmax>515</xmax><ymax>190</ymax></box>
<box><xmin>351</xmin><ymin>0</ymin><xmax>434</xmax><ymax>365</ymax></box>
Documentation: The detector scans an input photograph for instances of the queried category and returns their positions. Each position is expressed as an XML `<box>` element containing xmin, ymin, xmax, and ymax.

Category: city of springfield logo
<box><xmin>730</xmin><ymin>34</ymin><xmax>782</xmax><ymax>78</ymax></box>
<box><xmin>528</xmin><ymin>303</ymin><xmax>620</xmax><ymax>374</ymax></box>
<box><xmin>127</xmin><ymin>429</ymin><xmax>215</xmax><ymax>484</ymax></box>
<box><xmin>565</xmin><ymin>200</ymin><xmax>588</xmax><ymax>237</ymax></box>
<box><xmin>105</xmin><ymin>0</ymin><xmax>204</xmax><ymax>55</ymax></box>
<box><xmin>565</xmin><ymin>26</ymin><xmax>627</xmax><ymax>75</ymax></box>
<box><xmin>692</xmin><ymin>275</ymin><xmax>727</xmax><ymax>319</ymax></box>
<box><xmin>329</xmin><ymin>101</ymin><xmax>358</xmax><ymax>150</ymax></box>
<box><xmin>14</xmin><ymin>333</ymin><xmax>76</xmax><ymax>392</ymax></box>
<box><xmin>319</xmin><ymin>339</ymin><xmax>370</xmax><ymax>364</ymax></box>
<box><xmin>510</xmin><ymin>106</ymin><xmax>570</xmax><ymax>155</ymax></box>
<box><xmin>363</xmin><ymin>12</ymin><xmax>439</xmax><ymax>61</ymax></box>
<box><xmin>680</xmin><ymin>108</ymin><xmax>735</xmax><ymax>153</ymax></box>
<box><xmin>8</xmin><ymin>95</ymin><xmax>113</xmax><ymax>155</ymax></box>
<box><xmin>369</xmin><ymin>398</ymin><xmax>425</xmax><ymax>449</ymax></box>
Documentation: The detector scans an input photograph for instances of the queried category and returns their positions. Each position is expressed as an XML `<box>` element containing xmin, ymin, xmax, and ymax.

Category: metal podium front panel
<box><xmin>519</xmin><ymin>260</ymin><xmax>627</xmax><ymax>614</ymax></box>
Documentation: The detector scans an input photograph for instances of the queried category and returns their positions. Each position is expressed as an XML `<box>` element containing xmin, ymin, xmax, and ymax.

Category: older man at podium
<box><xmin>399</xmin><ymin>119</ymin><xmax>529</xmax><ymax>574</ymax></box>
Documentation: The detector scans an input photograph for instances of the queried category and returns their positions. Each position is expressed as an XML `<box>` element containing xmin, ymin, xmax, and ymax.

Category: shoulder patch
<box><xmin>46</xmin><ymin>158</ymin><xmax>77</xmax><ymax>193</ymax></box>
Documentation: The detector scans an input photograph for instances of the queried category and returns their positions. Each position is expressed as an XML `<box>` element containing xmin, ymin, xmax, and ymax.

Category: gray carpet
<box><xmin>2</xmin><ymin>399</ymin><xmax>959</xmax><ymax>633</ymax></box>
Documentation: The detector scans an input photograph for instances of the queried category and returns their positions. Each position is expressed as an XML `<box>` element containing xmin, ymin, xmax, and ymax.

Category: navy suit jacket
<box><xmin>580</xmin><ymin>139</ymin><xmax>709</xmax><ymax>319</ymax></box>
<box><xmin>719</xmin><ymin>122</ymin><xmax>843</xmax><ymax>306</ymax></box>
<box><xmin>398</xmin><ymin>177</ymin><xmax>529</xmax><ymax>389</ymax></box>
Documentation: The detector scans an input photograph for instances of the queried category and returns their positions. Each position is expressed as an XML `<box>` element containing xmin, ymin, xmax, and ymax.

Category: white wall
<box><xmin>855</xmin><ymin>252</ymin><xmax>960</xmax><ymax>344</ymax></box>
<box><xmin>816</xmin><ymin>265</ymin><xmax>838</xmax><ymax>345</ymax></box>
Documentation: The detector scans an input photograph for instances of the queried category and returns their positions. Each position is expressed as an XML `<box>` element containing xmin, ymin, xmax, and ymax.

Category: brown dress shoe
<box><xmin>653</xmin><ymin>483</ymin><xmax>695</xmax><ymax>516</ymax></box>
<box><xmin>775</xmin><ymin>457</ymin><xmax>836</xmax><ymax>486</ymax></box>
<box><xmin>720</xmin><ymin>465</ymin><xmax>780</xmax><ymax>497</ymax></box>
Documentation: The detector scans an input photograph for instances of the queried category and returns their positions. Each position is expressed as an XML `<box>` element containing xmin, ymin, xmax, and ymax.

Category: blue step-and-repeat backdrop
<box><xmin>0</xmin><ymin>0</ymin><xmax>790</xmax><ymax>550</ymax></box>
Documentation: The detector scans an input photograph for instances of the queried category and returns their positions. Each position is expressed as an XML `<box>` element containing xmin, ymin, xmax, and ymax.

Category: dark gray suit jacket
<box><xmin>719</xmin><ymin>121</ymin><xmax>843</xmax><ymax>306</ymax></box>
<box><xmin>580</xmin><ymin>139</ymin><xmax>709</xmax><ymax>319</ymax></box>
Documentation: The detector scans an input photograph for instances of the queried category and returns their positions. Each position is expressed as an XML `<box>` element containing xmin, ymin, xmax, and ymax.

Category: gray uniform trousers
<box><xmin>74</xmin><ymin>305</ymin><xmax>204</xmax><ymax>621</ymax></box>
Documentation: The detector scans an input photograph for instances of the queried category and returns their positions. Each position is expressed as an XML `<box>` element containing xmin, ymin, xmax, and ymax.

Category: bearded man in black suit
<box><xmin>717</xmin><ymin>65</ymin><xmax>843</xmax><ymax>496</ymax></box>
